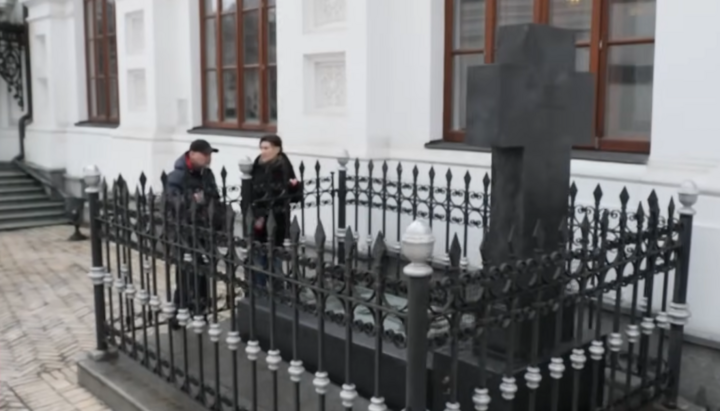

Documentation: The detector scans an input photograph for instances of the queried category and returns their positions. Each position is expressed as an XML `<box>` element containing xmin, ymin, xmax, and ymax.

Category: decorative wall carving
<box><xmin>314</xmin><ymin>0</ymin><xmax>346</xmax><ymax>27</ymax></box>
<box><xmin>304</xmin><ymin>52</ymin><xmax>346</xmax><ymax>112</ymax></box>
<box><xmin>314</xmin><ymin>60</ymin><xmax>345</xmax><ymax>109</ymax></box>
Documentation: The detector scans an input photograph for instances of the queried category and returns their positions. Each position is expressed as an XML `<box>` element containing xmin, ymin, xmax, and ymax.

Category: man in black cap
<box><xmin>166</xmin><ymin>139</ymin><xmax>219</xmax><ymax>198</ymax></box>
<box><xmin>166</xmin><ymin>139</ymin><xmax>222</xmax><ymax>328</ymax></box>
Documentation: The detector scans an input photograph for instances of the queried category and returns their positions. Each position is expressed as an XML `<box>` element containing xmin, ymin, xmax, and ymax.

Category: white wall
<box><xmin>15</xmin><ymin>0</ymin><xmax>720</xmax><ymax>344</ymax></box>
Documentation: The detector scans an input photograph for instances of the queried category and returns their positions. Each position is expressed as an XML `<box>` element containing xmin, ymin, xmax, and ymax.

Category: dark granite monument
<box><xmin>466</xmin><ymin>23</ymin><xmax>593</xmax><ymax>260</ymax></box>
<box><xmin>464</xmin><ymin>23</ymin><xmax>594</xmax><ymax>357</ymax></box>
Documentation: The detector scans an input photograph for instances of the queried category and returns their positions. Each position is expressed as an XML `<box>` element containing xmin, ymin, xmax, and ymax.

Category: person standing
<box><xmin>165</xmin><ymin>139</ymin><xmax>222</xmax><ymax>328</ymax></box>
<box><xmin>249</xmin><ymin>135</ymin><xmax>302</xmax><ymax>288</ymax></box>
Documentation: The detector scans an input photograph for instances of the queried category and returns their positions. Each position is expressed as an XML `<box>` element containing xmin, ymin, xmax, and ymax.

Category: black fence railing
<box><xmin>82</xmin><ymin>159</ymin><xmax>697</xmax><ymax>411</ymax></box>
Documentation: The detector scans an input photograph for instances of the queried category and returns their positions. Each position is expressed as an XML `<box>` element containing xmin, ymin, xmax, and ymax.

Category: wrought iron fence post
<box><xmin>402</xmin><ymin>220</ymin><xmax>434</xmax><ymax>411</ymax></box>
<box><xmin>664</xmin><ymin>180</ymin><xmax>698</xmax><ymax>409</ymax></box>
<box><xmin>239</xmin><ymin>156</ymin><xmax>254</xmax><ymax>237</ymax></box>
<box><xmin>336</xmin><ymin>150</ymin><xmax>349</xmax><ymax>263</ymax></box>
<box><xmin>84</xmin><ymin>165</ymin><xmax>107</xmax><ymax>355</ymax></box>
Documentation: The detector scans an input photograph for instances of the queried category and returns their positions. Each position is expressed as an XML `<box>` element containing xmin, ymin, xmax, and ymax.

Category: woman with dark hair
<box><xmin>249</xmin><ymin>134</ymin><xmax>301</xmax><ymax>287</ymax></box>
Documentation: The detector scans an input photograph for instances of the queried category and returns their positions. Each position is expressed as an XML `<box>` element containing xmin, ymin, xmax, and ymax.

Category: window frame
<box><xmin>442</xmin><ymin>0</ymin><xmax>654</xmax><ymax>154</ymax></box>
<box><xmin>199</xmin><ymin>0</ymin><xmax>277</xmax><ymax>132</ymax></box>
<box><xmin>83</xmin><ymin>0</ymin><xmax>120</xmax><ymax>124</ymax></box>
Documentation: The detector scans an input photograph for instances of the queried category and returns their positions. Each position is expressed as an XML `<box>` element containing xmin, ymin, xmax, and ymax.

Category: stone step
<box><xmin>78</xmin><ymin>353</ymin><xmax>212</xmax><ymax>411</ymax></box>
<box><xmin>0</xmin><ymin>217</ymin><xmax>68</xmax><ymax>231</ymax></box>
<box><xmin>0</xmin><ymin>208</ymin><xmax>66</xmax><ymax>222</ymax></box>
<box><xmin>0</xmin><ymin>192</ymin><xmax>49</xmax><ymax>204</ymax></box>
<box><xmin>0</xmin><ymin>169</ymin><xmax>26</xmax><ymax>179</ymax></box>
<box><xmin>0</xmin><ymin>185</ymin><xmax>44</xmax><ymax>195</ymax></box>
<box><xmin>0</xmin><ymin>177</ymin><xmax>38</xmax><ymax>185</ymax></box>
<box><xmin>0</xmin><ymin>201</ymin><xmax>65</xmax><ymax>212</ymax></box>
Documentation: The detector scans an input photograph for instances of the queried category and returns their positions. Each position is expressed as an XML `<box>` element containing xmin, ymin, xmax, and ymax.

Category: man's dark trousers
<box><xmin>174</xmin><ymin>256</ymin><xmax>210</xmax><ymax>315</ymax></box>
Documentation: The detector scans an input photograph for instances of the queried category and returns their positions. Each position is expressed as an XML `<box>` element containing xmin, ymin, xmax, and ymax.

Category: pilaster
<box><xmin>21</xmin><ymin>0</ymin><xmax>81</xmax><ymax>168</ymax></box>
<box><xmin>112</xmin><ymin>0</ymin><xmax>182</xmax><ymax>185</ymax></box>
<box><xmin>276</xmin><ymin>0</ymin><xmax>348</xmax><ymax>153</ymax></box>
<box><xmin>650</xmin><ymin>0</ymin><xmax>720</xmax><ymax>164</ymax></box>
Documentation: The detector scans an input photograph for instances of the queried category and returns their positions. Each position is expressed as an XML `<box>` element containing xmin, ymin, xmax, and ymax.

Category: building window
<box><xmin>200</xmin><ymin>0</ymin><xmax>277</xmax><ymax>131</ymax></box>
<box><xmin>84</xmin><ymin>0</ymin><xmax>119</xmax><ymax>123</ymax></box>
<box><xmin>444</xmin><ymin>0</ymin><xmax>655</xmax><ymax>153</ymax></box>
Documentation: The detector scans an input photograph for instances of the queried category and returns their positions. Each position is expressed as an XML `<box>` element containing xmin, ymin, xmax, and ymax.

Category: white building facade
<box><xmin>5</xmin><ymin>0</ymin><xmax>720</xmax><ymax>354</ymax></box>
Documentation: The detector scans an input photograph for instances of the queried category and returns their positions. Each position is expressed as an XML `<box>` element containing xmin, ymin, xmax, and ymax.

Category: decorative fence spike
<box><xmin>668</xmin><ymin>196</ymin><xmax>676</xmax><ymax>217</ymax></box>
<box><xmin>636</xmin><ymin>203</ymin><xmax>645</xmax><ymax>224</ymax></box>
<box><xmin>372</xmin><ymin>232</ymin><xmax>387</xmax><ymax>262</ymax></box>
<box><xmin>344</xmin><ymin>226</ymin><xmax>355</xmax><ymax>255</ymax></box>
<box><xmin>314</xmin><ymin>220</ymin><xmax>326</xmax><ymax>247</ymax></box>
<box><xmin>569</xmin><ymin>181</ymin><xmax>577</xmax><ymax>198</ymax></box>
<box><xmin>449</xmin><ymin>234</ymin><xmax>462</xmax><ymax>268</ymax></box>
<box><xmin>648</xmin><ymin>190</ymin><xmax>660</xmax><ymax>214</ymax></box>
<box><xmin>593</xmin><ymin>183</ymin><xmax>603</xmax><ymax>202</ymax></box>
<box><xmin>139</xmin><ymin>172</ymin><xmax>147</xmax><ymax>189</ymax></box>
<box><xmin>290</xmin><ymin>216</ymin><xmax>301</xmax><ymax>242</ymax></box>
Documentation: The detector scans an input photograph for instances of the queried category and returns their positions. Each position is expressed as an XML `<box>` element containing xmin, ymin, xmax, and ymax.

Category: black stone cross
<box><xmin>466</xmin><ymin>23</ymin><xmax>594</xmax><ymax>261</ymax></box>
<box><xmin>465</xmin><ymin>24</ymin><xmax>594</xmax><ymax>358</ymax></box>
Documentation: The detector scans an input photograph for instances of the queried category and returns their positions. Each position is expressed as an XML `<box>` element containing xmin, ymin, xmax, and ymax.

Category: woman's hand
<box><xmin>289</xmin><ymin>178</ymin><xmax>298</xmax><ymax>186</ymax></box>
<box><xmin>254</xmin><ymin>216</ymin><xmax>265</xmax><ymax>231</ymax></box>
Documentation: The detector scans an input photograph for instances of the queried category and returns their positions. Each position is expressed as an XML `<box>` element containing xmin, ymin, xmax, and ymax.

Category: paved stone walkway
<box><xmin>0</xmin><ymin>226</ymin><xmax>110</xmax><ymax>411</ymax></box>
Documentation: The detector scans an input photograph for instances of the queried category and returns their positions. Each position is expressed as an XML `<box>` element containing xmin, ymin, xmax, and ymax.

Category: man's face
<box><xmin>189</xmin><ymin>151</ymin><xmax>212</xmax><ymax>168</ymax></box>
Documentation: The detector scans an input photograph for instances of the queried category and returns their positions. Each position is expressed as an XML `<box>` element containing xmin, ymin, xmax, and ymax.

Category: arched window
<box><xmin>84</xmin><ymin>0</ymin><xmax>119</xmax><ymax>123</ymax></box>
<box><xmin>444</xmin><ymin>0</ymin><xmax>655</xmax><ymax>153</ymax></box>
<box><xmin>200</xmin><ymin>0</ymin><xmax>277</xmax><ymax>131</ymax></box>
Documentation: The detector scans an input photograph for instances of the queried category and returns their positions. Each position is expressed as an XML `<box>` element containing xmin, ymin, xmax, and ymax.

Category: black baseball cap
<box><xmin>189</xmin><ymin>139</ymin><xmax>218</xmax><ymax>155</ymax></box>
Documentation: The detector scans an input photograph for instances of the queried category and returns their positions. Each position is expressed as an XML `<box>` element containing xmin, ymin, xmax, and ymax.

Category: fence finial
<box><xmin>83</xmin><ymin>165</ymin><xmax>101</xmax><ymax>193</ymax></box>
<box><xmin>337</xmin><ymin>149</ymin><xmax>349</xmax><ymax>170</ymax></box>
<box><xmin>239</xmin><ymin>156</ymin><xmax>253</xmax><ymax>179</ymax></box>
<box><xmin>678</xmin><ymin>180</ymin><xmax>699</xmax><ymax>215</ymax></box>
<box><xmin>401</xmin><ymin>220</ymin><xmax>434</xmax><ymax>277</ymax></box>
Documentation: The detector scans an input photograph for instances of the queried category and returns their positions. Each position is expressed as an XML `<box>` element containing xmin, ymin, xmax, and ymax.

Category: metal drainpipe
<box><xmin>14</xmin><ymin>5</ymin><xmax>31</xmax><ymax>162</ymax></box>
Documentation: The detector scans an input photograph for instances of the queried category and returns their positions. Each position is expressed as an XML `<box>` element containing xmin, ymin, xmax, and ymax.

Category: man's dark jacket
<box><xmin>165</xmin><ymin>153</ymin><xmax>226</xmax><ymax>232</ymax></box>
<box><xmin>166</xmin><ymin>153</ymin><xmax>220</xmax><ymax>197</ymax></box>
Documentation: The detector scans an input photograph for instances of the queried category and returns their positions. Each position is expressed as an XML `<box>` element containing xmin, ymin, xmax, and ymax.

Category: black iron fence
<box><xmin>83</xmin><ymin>158</ymin><xmax>697</xmax><ymax>411</ymax></box>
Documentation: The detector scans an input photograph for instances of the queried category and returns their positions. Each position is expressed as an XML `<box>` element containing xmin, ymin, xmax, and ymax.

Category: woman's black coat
<box><xmin>249</xmin><ymin>152</ymin><xmax>300</xmax><ymax>247</ymax></box>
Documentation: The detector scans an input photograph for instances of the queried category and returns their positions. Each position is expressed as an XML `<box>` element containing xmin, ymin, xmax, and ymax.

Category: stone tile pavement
<box><xmin>0</xmin><ymin>226</ymin><xmax>110</xmax><ymax>411</ymax></box>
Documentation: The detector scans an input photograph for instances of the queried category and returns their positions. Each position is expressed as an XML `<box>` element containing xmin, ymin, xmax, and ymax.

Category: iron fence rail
<box><xmin>81</xmin><ymin>159</ymin><xmax>697</xmax><ymax>411</ymax></box>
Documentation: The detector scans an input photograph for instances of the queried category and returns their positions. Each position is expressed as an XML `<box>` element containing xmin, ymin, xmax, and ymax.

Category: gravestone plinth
<box><xmin>465</xmin><ymin>24</ymin><xmax>594</xmax><ymax>359</ymax></box>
